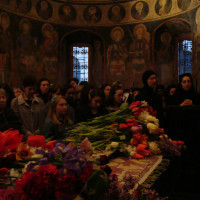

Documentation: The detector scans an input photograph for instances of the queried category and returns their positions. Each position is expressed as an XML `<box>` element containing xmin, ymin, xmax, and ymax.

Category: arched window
<box><xmin>71</xmin><ymin>44</ymin><xmax>90</xmax><ymax>82</ymax></box>
<box><xmin>178</xmin><ymin>39</ymin><xmax>192</xmax><ymax>76</ymax></box>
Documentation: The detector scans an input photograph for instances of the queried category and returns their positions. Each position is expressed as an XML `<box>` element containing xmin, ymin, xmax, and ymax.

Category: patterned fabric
<box><xmin>109</xmin><ymin>156</ymin><xmax>162</xmax><ymax>187</ymax></box>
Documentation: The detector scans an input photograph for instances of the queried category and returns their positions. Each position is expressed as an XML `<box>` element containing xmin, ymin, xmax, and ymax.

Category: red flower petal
<box><xmin>27</xmin><ymin>135</ymin><xmax>46</xmax><ymax>147</ymax></box>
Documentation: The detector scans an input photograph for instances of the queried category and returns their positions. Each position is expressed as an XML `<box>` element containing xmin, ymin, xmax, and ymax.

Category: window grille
<box><xmin>178</xmin><ymin>40</ymin><xmax>192</xmax><ymax>76</ymax></box>
<box><xmin>72</xmin><ymin>46</ymin><xmax>89</xmax><ymax>82</ymax></box>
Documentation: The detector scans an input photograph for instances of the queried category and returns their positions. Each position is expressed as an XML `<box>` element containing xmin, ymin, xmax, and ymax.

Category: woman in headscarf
<box><xmin>171</xmin><ymin>73</ymin><xmax>200</xmax><ymax>106</ymax></box>
<box><xmin>135</xmin><ymin>70</ymin><xmax>164</xmax><ymax>126</ymax></box>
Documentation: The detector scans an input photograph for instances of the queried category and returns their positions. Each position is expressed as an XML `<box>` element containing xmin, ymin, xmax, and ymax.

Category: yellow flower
<box><xmin>16</xmin><ymin>143</ymin><xmax>33</xmax><ymax>161</ymax></box>
<box><xmin>74</xmin><ymin>195</ymin><xmax>84</xmax><ymax>200</ymax></box>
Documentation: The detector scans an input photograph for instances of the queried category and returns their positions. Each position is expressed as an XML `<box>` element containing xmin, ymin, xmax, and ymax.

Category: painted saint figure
<box><xmin>131</xmin><ymin>1</ymin><xmax>149</xmax><ymax>20</ymax></box>
<box><xmin>177</xmin><ymin>0</ymin><xmax>191</xmax><ymax>11</ymax></box>
<box><xmin>84</xmin><ymin>6</ymin><xmax>101</xmax><ymax>23</ymax></box>
<box><xmin>16</xmin><ymin>18</ymin><xmax>37</xmax><ymax>79</ymax></box>
<box><xmin>129</xmin><ymin>24</ymin><xmax>150</xmax><ymax>70</ymax></box>
<box><xmin>36</xmin><ymin>0</ymin><xmax>52</xmax><ymax>19</ymax></box>
<box><xmin>40</xmin><ymin>23</ymin><xmax>58</xmax><ymax>81</ymax></box>
<box><xmin>59</xmin><ymin>4</ymin><xmax>76</xmax><ymax>23</ymax></box>
<box><xmin>107</xmin><ymin>27</ymin><xmax>128</xmax><ymax>77</ymax></box>
<box><xmin>108</xmin><ymin>5</ymin><xmax>125</xmax><ymax>23</ymax></box>
<box><xmin>0</xmin><ymin>12</ymin><xmax>14</xmax><ymax>83</ymax></box>
<box><xmin>16</xmin><ymin>0</ymin><xmax>32</xmax><ymax>14</ymax></box>
<box><xmin>155</xmin><ymin>0</ymin><xmax>172</xmax><ymax>16</ymax></box>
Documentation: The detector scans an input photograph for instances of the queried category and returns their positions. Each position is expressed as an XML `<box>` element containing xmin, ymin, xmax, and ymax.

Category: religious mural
<box><xmin>0</xmin><ymin>0</ymin><xmax>10</xmax><ymax>5</ymax></box>
<box><xmin>131</xmin><ymin>1</ymin><xmax>149</xmax><ymax>20</ymax></box>
<box><xmin>0</xmin><ymin>0</ymin><xmax>199</xmax><ymax>88</ymax></box>
<box><xmin>83</xmin><ymin>6</ymin><xmax>102</xmax><ymax>23</ymax></box>
<box><xmin>128</xmin><ymin>24</ymin><xmax>150</xmax><ymax>71</ymax></box>
<box><xmin>59</xmin><ymin>4</ymin><xmax>76</xmax><ymax>23</ymax></box>
<box><xmin>16</xmin><ymin>0</ymin><xmax>32</xmax><ymax>14</ymax></box>
<box><xmin>127</xmin><ymin>24</ymin><xmax>150</xmax><ymax>87</ymax></box>
<box><xmin>93</xmin><ymin>40</ymin><xmax>103</xmax><ymax>87</ymax></box>
<box><xmin>16</xmin><ymin>18</ymin><xmax>37</xmax><ymax>80</ymax></box>
<box><xmin>0</xmin><ymin>0</ymin><xmax>199</xmax><ymax>26</ymax></box>
<box><xmin>195</xmin><ymin>7</ymin><xmax>200</xmax><ymax>89</ymax></box>
<box><xmin>156</xmin><ymin>32</ymin><xmax>174</xmax><ymax>85</ymax></box>
<box><xmin>177</xmin><ymin>0</ymin><xmax>191</xmax><ymax>11</ymax></box>
<box><xmin>40</xmin><ymin>23</ymin><xmax>58</xmax><ymax>82</ymax></box>
<box><xmin>36</xmin><ymin>0</ymin><xmax>52</xmax><ymax>20</ymax></box>
<box><xmin>155</xmin><ymin>0</ymin><xmax>172</xmax><ymax>16</ymax></box>
<box><xmin>108</xmin><ymin>5</ymin><xmax>125</xmax><ymax>23</ymax></box>
<box><xmin>0</xmin><ymin>12</ymin><xmax>13</xmax><ymax>84</ymax></box>
<box><xmin>107</xmin><ymin>26</ymin><xmax>128</xmax><ymax>79</ymax></box>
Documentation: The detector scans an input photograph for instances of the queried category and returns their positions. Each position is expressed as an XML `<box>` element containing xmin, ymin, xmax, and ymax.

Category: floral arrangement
<box><xmin>0</xmin><ymin>131</ymin><xmax>110</xmax><ymax>200</ymax></box>
<box><xmin>67</xmin><ymin>101</ymin><xmax>185</xmax><ymax>159</ymax></box>
<box><xmin>0</xmin><ymin>101</ymin><xmax>184</xmax><ymax>200</ymax></box>
<box><xmin>0</xmin><ymin>128</ymin><xmax>170</xmax><ymax>200</ymax></box>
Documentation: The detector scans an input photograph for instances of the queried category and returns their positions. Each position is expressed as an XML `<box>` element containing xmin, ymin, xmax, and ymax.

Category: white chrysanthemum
<box><xmin>138</xmin><ymin>111</ymin><xmax>150</xmax><ymax>121</ymax></box>
<box><xmin>141</xmin><ymin>101</ymin><xmax>148</xmax><ymax>106</ymax></box>
<box><xmin>146</xmin><ymin>116</ymin><xmax>159</xmax><ymax>125</ymax></box>
<box><xmin>111</xmin><ymin>142</ymin><xmax>119</xmax><ymax>148</ymax></box>
<box><xmin>119</xmin><ymin>135</ymin><xmax>126</xmax><ymax>140</ymax></box>
<box><xmin>149</xmin><ymin>142</ymin><xmax>161</xmax><ymax>155</ymax></box>
<box><xmin>10</xmin><ymin>168</ymin><xmax>20</xmax><ymax>181</ymax></box>
<box><xmin>147</xmin><ymin>123</ymin><xmax>159</xmax><ymax>133</ymax></box>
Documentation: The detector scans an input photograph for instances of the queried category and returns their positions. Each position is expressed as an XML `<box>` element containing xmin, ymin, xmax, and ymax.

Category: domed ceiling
<box><xmin>0</xmin><ymin>0</ymin><xmax>199</xmax><ymax>26</ymax></box>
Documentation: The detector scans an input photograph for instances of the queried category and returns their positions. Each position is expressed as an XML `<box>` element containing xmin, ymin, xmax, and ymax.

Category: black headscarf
<box><xmin>142</xmin><ymin>70</ymin><xmax>156</xmax><ymax>87</ymax></box>
<box><xmin>174</xmin><ymin>73</ymin><xmax>200</xmax><ymax>105</ymax></box>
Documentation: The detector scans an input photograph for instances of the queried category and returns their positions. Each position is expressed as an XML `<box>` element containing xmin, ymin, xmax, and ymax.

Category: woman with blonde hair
<box><xmin>41</xmin><ymin>95</ymin><xmax>72</xmax><ymax>139</ymax></box>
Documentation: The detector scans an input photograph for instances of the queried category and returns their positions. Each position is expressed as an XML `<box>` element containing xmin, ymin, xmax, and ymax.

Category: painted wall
<box><xmin>0</xmin><ymin>0</ymin><xmax>199</xmax><ymax>89</ymax></box>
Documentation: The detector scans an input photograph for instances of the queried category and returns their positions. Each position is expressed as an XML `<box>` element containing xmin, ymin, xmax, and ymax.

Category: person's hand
<box><xmin>180</xmin><ymin>99</ymin><xmax>193</xmax><ymax>106</ymax></box>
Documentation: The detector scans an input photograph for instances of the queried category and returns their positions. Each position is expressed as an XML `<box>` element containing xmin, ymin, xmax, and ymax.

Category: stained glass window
<box><xmin>178</xmin><ymin>40</ymin><xmax>192</xmax><ymax>76</ymax></box>
<box><xmin>72</xmin><ymin>46</ymin><xmax>89</xmax><ymax>82</ymax></box>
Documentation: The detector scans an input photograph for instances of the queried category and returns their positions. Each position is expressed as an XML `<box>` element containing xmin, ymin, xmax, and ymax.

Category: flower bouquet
<box><xmin>66</xmin><ymin>101</ymin><xmax>185</xmax><ymax>159</ymax></box>
<box><xmin>0</xmin><ymin>131</ymin><xmax>110</xmax><ymax>200</ymax></box>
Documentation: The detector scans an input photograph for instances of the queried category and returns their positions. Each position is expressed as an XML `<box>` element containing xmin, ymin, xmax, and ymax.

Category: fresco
<box><xmin>195</xmin><ymin>7</ymin><xmax>200</xmax><ymax>88</ymax></box>
<box><xmin>107</xmin><ymin>26</ymin><xmax>128</xmax><ymax>78</ymax></box>
<box><xmin>16</xmin><ymin>0</ymin><xmax>32</xmax><ymax>14</ymax></box>
<box><xmin>93</xmin><ymin>40</ymin><xmax>103</xmax><ymax>87</ymax></box>
<box><xmin>156</xmin><ymin>32</ymin><xmax>174</xmax><ymax>85</ymax></box>
<box><xmin>108</xmin><ymin>5</ymin><xmax>125</xmax><ymax>23</ymax></box>
<box><xmin>0</xmin><ymin>12</ymin><xmax>13</xmax><ymax>84</ymax></box>
<box><xmin>40</xmin><ymin>23</ymin><xmax>58</xmax><ymax>82</ymax></box>
<box><xmin>0</xmin><ymin>0</ymin><xmax>10</xmax><ymax>5</ymax></box>
<box><xmin>36</xmin><ymin>0</ymin><xmax>52</xmax><ymax>20</ymax></box>
<box><xmin>177</xmin><ymin>0</ymin><xmax>191</xmax><ymax>11</ymax></box>
<box><xmin>83</xmin><ymin>6</ymin><xmax>102</xmax><ymax>23</ymax></box>
<box><xmin>126</xmin><ymin>24</ymin><xmax>150</xmax><ymax>87</ymax></box>
<box><xmin>128</xmin><ymin>24</ymin><xmax>150</xmax><ymax>71</ymax></box>
<box><xmin>155</xmin><ymin>0</ymin><xmax>172</xmax><ymax>16</ymax></box>
<box><xmin>0</xmin><ymin>0</ymin><xmax>199</xmax><ymax>26</ymax></box>
<box><xmin>131</xmin><ymin>1</ymin><xmax>149</xmax><ymax>20</ymax></box>
<box><xmin>59</xmin><ymin>4</ymin><xmax>76</xmax><ymax>23</ymax></box>
<box><xmin>16</xmin><ymin>18</ymin><xmax>37</xmax><ymax>79</ymax></box>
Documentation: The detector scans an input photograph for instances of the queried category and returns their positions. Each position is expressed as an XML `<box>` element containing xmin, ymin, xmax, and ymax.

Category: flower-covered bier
<box><xmin>15</xmin><ymin>142</ymin><xmax>94</xmax><ymax>200</ymax></box>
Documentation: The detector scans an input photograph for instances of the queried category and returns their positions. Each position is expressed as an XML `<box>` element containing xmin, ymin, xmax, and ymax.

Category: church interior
<box><xmin>1</xmin><ymin>0</ymin><xmax>200</xmax><ymax>199</ymax></box>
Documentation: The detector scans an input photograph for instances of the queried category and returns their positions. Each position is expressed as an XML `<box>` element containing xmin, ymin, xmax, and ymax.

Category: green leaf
<box><xmin>80</xmin><ymin>169</ymin><xmax>109</xmax><ymax>199</ymax></box>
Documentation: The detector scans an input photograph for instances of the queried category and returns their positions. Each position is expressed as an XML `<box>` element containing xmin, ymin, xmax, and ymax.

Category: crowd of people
<box><xmin>0</xmin><ymin>70</ymin><xmax>200</xmax><ymax>140</ymax></box>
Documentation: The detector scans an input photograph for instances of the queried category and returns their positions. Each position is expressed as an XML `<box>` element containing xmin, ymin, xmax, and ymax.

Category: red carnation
<box><xmin>27</xmin><ymin>135</ymin><xmax>46</xmax><ymax>147</ymax></box>
<box><xmin>46</xmin><ymin>140</ymin><xmax>57</xmax><ymax>151</ymax></box>
<box><xmin>110</xmin><ymin>123</ymin><xmax>119</xmax><ymax>130</ymax></box>
<box><xmin>130</xmin><ymin>101</ymin><xmax>141</xmax><ymax>109</ymax></box>
<box><xmin>0</xmin><ymin>129</ymin><xmax>23</xmax><ymax>156</ymax></box>
<box><xmin>0</xmin><ymin>168</ymin><xmax>8</xmax><ymax>176</ymax></box>
<box><xmin>118</xmin><ymin>123</ymin><xmax>128</xmax><ymax>130</ymax></box>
